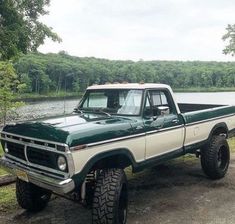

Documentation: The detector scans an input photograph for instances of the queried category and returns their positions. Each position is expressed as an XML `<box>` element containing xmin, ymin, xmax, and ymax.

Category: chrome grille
<box><xmin>27</xmin><ymin>146</ymin><xmax>67</xmax><ymax>172</ymax></box>
<box><xmin>6</xmin><ymin>142</ymin><xmax>26</xmax><ymax>161</ymax></box>
<box><xmin>0</xmin><ymin>132</ymin><xmax>71</xmax><ymax>179</ymax></box>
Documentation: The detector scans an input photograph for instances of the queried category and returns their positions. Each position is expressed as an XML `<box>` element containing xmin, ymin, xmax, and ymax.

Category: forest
<box><xmin>14</xmin><ymin>52</ymin><xmax>235</xmax><ymax>96</ymax></box>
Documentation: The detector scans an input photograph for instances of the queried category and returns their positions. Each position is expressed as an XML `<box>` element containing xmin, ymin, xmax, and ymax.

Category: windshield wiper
<box><xmin>73</xmin><ymin>108</ymin><xmax>84</xmax><ymax>116</ymax></box>
<box><xmin>92</xmin><ymin>109</ymin><xmax>111</xmax><ymax>117</ymax></box>
<box><xmin>74</xmin><ymin>108</ymin><xmax>111</xmax><ymax>117</ymax></box>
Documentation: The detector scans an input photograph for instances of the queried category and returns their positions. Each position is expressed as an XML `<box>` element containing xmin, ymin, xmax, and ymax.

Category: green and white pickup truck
<box><xmin>1</xmin><ymin>83</ymin><xmax>235</xmax><ymax>224</ymax></box>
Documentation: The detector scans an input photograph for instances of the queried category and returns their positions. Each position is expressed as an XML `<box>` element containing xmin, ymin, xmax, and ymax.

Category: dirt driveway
<box><xmin>1</xmin><ymin>154</ymin><xmax>235</xmax><ymax>224</ymax></box>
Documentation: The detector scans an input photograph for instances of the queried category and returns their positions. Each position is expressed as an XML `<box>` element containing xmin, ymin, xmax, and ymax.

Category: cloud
<box><xmin>38</xmin><ymin>0</ymin><xmax>235</xmax><ymax>61</ymax></box>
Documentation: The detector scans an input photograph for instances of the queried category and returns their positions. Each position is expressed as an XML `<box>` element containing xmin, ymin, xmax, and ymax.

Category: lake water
<box><xmin>175</xmin><ymin>92</ymin><xmax>235</xmax><ymax>105</ymax></box>
<box><xmin>8</xmin><ymin>92</ymin><xmax>235</xmax><ymax>123</ymax></box>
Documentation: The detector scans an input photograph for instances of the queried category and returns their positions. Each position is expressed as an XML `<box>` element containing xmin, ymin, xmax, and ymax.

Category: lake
<box><xmin>10</xmin><ymin>92</ymin><xmax>235</xmax><ymax>123</ymax></box>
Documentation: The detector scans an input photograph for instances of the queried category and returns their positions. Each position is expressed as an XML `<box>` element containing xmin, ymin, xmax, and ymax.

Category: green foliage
<box><xmin>13</xmin><ymin>53</ymin><xmax>235</xmax><ymax>95</ymax></box>
<box><xmin>0</xmin><ymin>144</ymin><xmax>8</xmax><ymax>176</ymax></box>
<box><xmin>0</xmin><ymin>61</ymin><xmax>24</xmax><ymax>124</ymax></box>
<box><xmin>228</xmin><ymin>137</ymin><xmax>235</xmax><ymax>153</ymax></box>
<box><xmin>223</xmin><ymin>24</ymin><xmax>235</xmax><ymax>56</ymax></box>
<box><xmin>0</xmin><ymin>0</ymin><xmax>61</xmax><ymax>60</ymax></box>
<box><xmin>0</xmin><ymin>146</ymin><xmax>2</xmax><ymax>157</ymax></box>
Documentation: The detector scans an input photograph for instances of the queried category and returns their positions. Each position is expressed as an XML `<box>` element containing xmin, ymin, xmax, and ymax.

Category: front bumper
<box><xmin>0</xmin><ymin>156</ymin><xmax>75</xmax><ymax>194</ymax></box>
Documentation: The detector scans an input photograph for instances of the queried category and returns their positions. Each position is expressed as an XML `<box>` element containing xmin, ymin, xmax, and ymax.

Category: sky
<box><xmin>38</xmin><ymin>0</ymin><xmax>235</xmax><ymax>61</ymax></box>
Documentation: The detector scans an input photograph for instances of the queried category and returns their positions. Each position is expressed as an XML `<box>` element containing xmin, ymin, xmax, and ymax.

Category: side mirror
<box><xmin>158</xmin><ymin>106</ymin><xmax>170</xmax><ymax>116</ymax></box>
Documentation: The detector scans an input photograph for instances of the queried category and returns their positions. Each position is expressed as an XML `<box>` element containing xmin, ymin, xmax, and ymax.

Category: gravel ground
<box><xmin>2</xmin><ymin>98</ymin><xmax>80</xmax><ymax>125</ymax></box>
<box><xmin>1</xmin><ymin>155</ymin><xmax>235</xmax><ymax>224</ymax></box>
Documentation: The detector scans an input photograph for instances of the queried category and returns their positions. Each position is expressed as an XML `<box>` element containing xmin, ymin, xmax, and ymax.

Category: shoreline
<box><xmin>173</xmin><ymin>87</ymin><xmax>235</xmax><ymax>93</ymax></box>
<box><xmin>14</xmin><ymin>88</ymin><xmax>235</xmax><ymax>102</ymax></box>
<box><xmin>14</xmin><ymin>93</ymin><xmax>82</xmax><ymax>102</ymax></box>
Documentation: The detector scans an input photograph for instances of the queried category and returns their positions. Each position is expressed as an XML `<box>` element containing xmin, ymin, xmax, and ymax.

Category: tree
<box><xmin>222</xmin><ymin>24</ymin><xmax>235</xmax><ymax>56</ymax></box>
<box><xmin>0</xmin><ymin>61</ymin><xmax>23</xmax><ymax>125</ymax></box>
<box><xmin>0</xmin><ymin>0</ymin><xmax>61</xmax><ymax>60</ymax></box>
<box><xmin>0</xmin><ymin>1</ymin><xmax>60</xmax><ymax>124</ymax></box>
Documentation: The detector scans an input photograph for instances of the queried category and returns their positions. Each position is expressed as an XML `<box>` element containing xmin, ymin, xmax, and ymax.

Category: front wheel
<box><xmin>201</xmin><ymin>135</ymin><xmax>230</xmax><ymax>180</ymax></box>
<box><xmin>92</xmin><ymin>169</ymin><xmax>128</xmax><ymax>224</ymax></box>
<box><xmin>16</xmin><ymin>178</ymin><xmax>51</xmax><ymax>212</ymax></box>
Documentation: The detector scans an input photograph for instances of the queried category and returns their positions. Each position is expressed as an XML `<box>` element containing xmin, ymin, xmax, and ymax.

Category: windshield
<box><xmin>79</xmin><ymin>89</ymin><xmax>143</xmax><ymax>115</ymax></box>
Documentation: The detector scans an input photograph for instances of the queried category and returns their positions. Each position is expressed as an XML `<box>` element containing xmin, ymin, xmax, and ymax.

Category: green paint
<box><xmin>182</xmin><ymin>105</ymin><xmax>235</xmax><ymax>124</ymax></box>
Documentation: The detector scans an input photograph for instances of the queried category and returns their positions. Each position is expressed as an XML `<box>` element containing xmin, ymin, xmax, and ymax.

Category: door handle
<box><xmin>135</xmin><ymin>125</ymin><xmax>144</xmax><ymax>130</ymax></box>
<box><xmin>172</xmin><ymin>119</ymin><xmax>179</xmax><ymax>124</ymax></box>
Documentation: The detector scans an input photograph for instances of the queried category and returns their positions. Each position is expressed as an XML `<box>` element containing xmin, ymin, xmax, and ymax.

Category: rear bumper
<box><xmin>0</xmin><ymin>156</ymin><xmax>75</xmax><ymax>194</ymax></box>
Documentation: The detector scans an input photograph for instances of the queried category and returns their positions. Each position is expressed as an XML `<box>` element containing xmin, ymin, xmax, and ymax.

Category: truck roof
<box><xmin>87</xmin><ymin>83</ymin><xmax>170</xmax><ymax>90</ymax></box>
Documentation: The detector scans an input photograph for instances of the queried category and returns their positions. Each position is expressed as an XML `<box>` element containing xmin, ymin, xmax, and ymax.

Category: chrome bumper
<box><xmin>0</xmin><ymin>156</ymin><xmax>75</xmax><ymax>194</ymax></box>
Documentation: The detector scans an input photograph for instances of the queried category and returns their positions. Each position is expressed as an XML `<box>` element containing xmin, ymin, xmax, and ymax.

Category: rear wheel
<box><xmin>92</xmin><ymin>168</ymin><xmax>128</xmax><ymax>224</ymax></box>
<box><xmin>16</xmin><ymin>178</ymin><xmax>51</xmax><ymax>212</ymax></box>
<box><xmin>201</xmin><ymin>135</ymin><xmax>230</xmax><ymax>180</ymax></box>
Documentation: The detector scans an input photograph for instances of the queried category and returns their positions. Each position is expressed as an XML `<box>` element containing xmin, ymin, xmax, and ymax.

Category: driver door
<box><xmin>143</xmin><ymin>89</ymin><xmax>185</xmax><ymax>159</ymax></box>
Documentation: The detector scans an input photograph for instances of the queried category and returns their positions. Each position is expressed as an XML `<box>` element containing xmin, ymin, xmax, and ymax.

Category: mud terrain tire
<box><xmin>92</xmin><ymin>169</ymin><xmax>128</xmax><ymax>224</ymax></box>
<box><xmin>201</xmin><ymin>135</ymin><xmax>230</xmax><ymax>180</ymax></box>
<box><xmin>16</xmin><ymin>178</ymin><xmax>51</xmax><ymax>212</ymax></box>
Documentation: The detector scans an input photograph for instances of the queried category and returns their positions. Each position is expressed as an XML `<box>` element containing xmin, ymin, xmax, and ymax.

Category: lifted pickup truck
<box><xmin>1</xmin><ymin>83</ymin><xmax>235</xmax><ymax>224</ymax></box>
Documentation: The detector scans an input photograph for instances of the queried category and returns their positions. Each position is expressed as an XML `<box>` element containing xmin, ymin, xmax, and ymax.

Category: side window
<box><xmin>160</xmin><ymin>92</ymin><xmax>168</xmax><ymax>105</ymax></box>
<box><xmin>151</xmin><ymin>92</ymin><xmax>161</xmax><ymax>106</ymax></box>
<box><xmin>144</xmin><ymin>90</ymin><xmax>175</xmax><ymax>116</ymax></box>
<box><xmin>150</xmin><ymin>91</ymin><xmax>170</xmax><ymax>108</ymax></box>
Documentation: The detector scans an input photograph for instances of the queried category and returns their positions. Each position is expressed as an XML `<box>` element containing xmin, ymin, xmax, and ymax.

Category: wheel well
<box><xmin>91</xmin><ymin>154</ymin><xmax>133</xmax><ymax>171</ymax></box>
<box><xmin>211</xmin><ymin>125</ymin><xmax>228</xmax><ymax>138</ymax></box>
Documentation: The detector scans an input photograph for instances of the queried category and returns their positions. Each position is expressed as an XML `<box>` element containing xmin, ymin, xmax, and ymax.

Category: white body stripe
<box><xmin>184</xmin><ymin>115</ymin><xmax>235</xmax><ymax>146</ymax></box>
<box><xmin>72</xmin><ymin>136</ymin><xmax>146</xmax><ymax>173</ymax></box>
<box><xmin>145</xmin><ymin>127</ymin><xmax>185</xmax><ymax>159</ymax></box>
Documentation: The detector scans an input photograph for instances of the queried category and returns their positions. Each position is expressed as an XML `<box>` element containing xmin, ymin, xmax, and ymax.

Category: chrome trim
<box><xmin>185</xmin><ymin>113</ymin><xmax>235</xmax><ymax>126</ymax></box>
<box><xmin>2</xmin><ymin>136</ymin><xmax>68</xmax><ymax>155</ymax></box>
<box><xmin>0</xmin><ymin>157</ymin><xmax>75</xmax><ymax>194</ymax></box>
<box><xmin>24</xmin><ymin>145</ymin><xmax>29</xmax><ymax>162</ymax></box>
<box><xmin>0</xmin><ymin>131</ymin><xmax>70</xmax><ymax>152</ymax></box>
<box><xmin>1</xmin><ymin>132</ymin><xmax>75</xmax><ymax>178</ymax></box>
<box><xmin>66</xmin><ymin>152</ymin><xmax>75</xmax><ymax>177</ymax></box>
<box><xmin>5</xmin><ymin>154</ymin><xmax>68</xmax><ymax>179</ymax></box>
<box><xmin>146</xmin><ymin>125</ymin><xmax>184</xmax><ymax>135</ymax></box>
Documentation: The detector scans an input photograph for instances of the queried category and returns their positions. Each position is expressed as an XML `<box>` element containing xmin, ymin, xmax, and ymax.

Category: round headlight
<box><xmin>57</xmin><ymin>156</ymin><xmax>67</xmax><ymax>171</ymax></box>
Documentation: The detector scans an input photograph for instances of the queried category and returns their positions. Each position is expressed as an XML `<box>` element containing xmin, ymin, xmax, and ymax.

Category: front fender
<box><xmin>72</xmin><ymin>148</ymin><xmax>136</xmax><ymax>187</ymax></box>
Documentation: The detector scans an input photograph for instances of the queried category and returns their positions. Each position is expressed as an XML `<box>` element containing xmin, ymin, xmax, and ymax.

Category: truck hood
<box><xmin>2</xmin><ymin>113</ymin><xmax>139</xmax><ymax>147</ymax></box>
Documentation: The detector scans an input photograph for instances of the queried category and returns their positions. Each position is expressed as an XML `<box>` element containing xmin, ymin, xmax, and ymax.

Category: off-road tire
<box><xmin>92</xmin><ymin>169</ymin><xmax>128</xmax><ymax>224</ymax></box>
<box><xmin>201</xmin><ymin>135</ymin><xmax>230</xmax><ymax>180</ymax></box>
<box><xmin>16</xmin><ymin>178</ymin><xmax>51</xmax><ymax>212</ymax></box>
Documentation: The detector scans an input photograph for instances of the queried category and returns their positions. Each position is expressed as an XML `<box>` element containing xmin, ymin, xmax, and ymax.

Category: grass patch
<box><xmin>228</xmin><ymin>137</ymin><xmax>235</xmax><ymax>152</ymax></box>
<box><xmin>0</xmin><ymin>144</ymin><xmax>3</xmax><ymax>156</ymax></box>
<box><xmin>0</xmin><ymin>184</ymin><xmax>17</xmax><ymax>212</ymax></box>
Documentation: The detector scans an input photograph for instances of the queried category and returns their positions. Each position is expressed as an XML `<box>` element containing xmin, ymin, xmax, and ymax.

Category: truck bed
<box><xmin>178</xmin><ymin>103</ymin><xmax>225</xmax><ymax>113</ymax></box>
